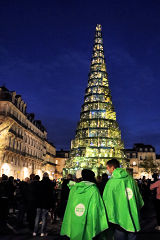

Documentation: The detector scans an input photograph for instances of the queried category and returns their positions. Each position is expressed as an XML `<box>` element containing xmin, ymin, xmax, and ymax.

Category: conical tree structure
<box><xmin>66</xmin><ymin>24</ymin><xmax>125</xmax><ymax>175</ymax></box>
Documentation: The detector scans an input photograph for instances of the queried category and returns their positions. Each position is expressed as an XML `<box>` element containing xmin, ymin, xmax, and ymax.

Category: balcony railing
<box><xmin>0</xmin><ymin>111</ymin><xmax>45</xmax><ymax>141</ymax></box>
<box><xmin>9</xmin><ymin>128</ymin><xmax>23</xmax><ymax>139</ymax></box>
<box><xmin>5</xmin><ymin>146</ymin><xmax>44</xmax><ymax>162</ymax></box>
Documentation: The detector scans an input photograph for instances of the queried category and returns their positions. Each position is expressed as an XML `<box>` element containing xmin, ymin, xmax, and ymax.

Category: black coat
<box><xmin>26</xmin><ymin>181</ymin><xmax>39</xmax><ymax>208</ymax></box>
<box><xmin>35</xmin><ymin>178</ymin><xmax>54</xmax><ymax>210</ymax></box>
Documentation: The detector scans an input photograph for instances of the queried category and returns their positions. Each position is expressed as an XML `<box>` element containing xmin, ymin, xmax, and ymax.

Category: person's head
<box><xmin>43</xmin><ymin>172</ymin><xmax>49</xmax><ymax>179</ymax></box>
<box><xmin>67</xmin><ymin>174</ymin><xmax>73</xmax><ymax>180</ymax></box>
<box><xmin>82</xmin><ymin>169</ymin><xmax>96</xmax><ymax>183</ymax></box>
<box><xmin>25</xmin><ymin>177</ymin><xmax>30</xmax><ymax>183</ymax></box>
<box><xmin>34</xmin><ymin>175</ymin><xmax>40</xmax><ymax>181</ymax></box>
<box><xmin>102</xmin><ymin>173</ymin><xmax>108</xmax><ymax>182</ymax></box>
<box><xmin>106</xmin><ymin>158</ymin><xmax>120</xmax><ymax>175</ymax></box>
<box><xmin>152</xmin><ymin>173</ymin><xmax>158</xmax><ymax>181</ymax></box>
<box><xmin>8</xmin><ymin>176</ymin><xmax>14</xmax><ymax>183</ymax></box>
<box><xmin>142</xmin><ymin>176</ymin><xmax>146</xmax><ymax>180</ymax></box>
<box><xmin>30</xmin><ymin>173</ymin><xmax>35</xmax><ymax>181</ymax></box>
<box><xmin>76</xmin><ymin>169</ymin><xmax>82</xmax><ymax>182</ymax></box>
<box><xmin>96</xmin><ymin>175</ymin><xmax>102</xmax><ymax>183</ymax></box>
<box><xmin>2</xmin><ymin>174</ymin><xmax>8</xmax><ymax>182</ymax></box>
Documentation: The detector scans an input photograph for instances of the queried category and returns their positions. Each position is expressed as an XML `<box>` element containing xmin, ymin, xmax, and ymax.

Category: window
<box><xmin>132</xmin><ymin>153</ymin><xmax>136</xmax><ymax>158</ymax></box>
<box><xmin>12</xmin><ymin>139</ymin><xmax>15</xmax><ymax>148</ymax></box>
<box><xmin>127</xmin><ymin>153</ymin><xmax>130</xmax><ymax>158</ymax></box>
<box><xmin>9</xmin><ymin>137</ymin><xmax>11</xmax><ymax>147</ymax></box>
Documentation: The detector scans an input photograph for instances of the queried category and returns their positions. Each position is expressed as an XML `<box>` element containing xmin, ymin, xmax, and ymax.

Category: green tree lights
<box><xmin>65</xmin><ymin>24</ymin><xmax>125</xmax><ymax>175</ymax></box>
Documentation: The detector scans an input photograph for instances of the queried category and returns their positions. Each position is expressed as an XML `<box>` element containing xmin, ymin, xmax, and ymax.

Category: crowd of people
<box><xmin>0</xmin><ymin>159</ymin><xmax>159</xmax><ymax>240</ymax></box>
<box><xmin>0</xmin><ymin>172</ymin><xmax>59</xmax><ymax>236</ymax></box>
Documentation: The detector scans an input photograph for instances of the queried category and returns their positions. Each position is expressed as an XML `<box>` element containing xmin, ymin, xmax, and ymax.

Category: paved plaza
<box><xmin>0</xmin><ymin>198</ymin><xmax>160</xmax><ymax>240</ymax></box>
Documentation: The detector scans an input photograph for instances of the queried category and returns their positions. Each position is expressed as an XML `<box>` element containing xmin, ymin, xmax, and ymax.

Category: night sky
<box><xmin>1</xmin><ymin>0</ymin><xmax>160</xmax><ymax>152</ymax></box>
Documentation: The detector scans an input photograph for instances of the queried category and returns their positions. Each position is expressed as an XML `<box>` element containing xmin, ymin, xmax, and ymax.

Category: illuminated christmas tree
<box><xmin>65</xmin><ymin>24</ymin><xmax>125</xmax><ymax>175</ymax></box>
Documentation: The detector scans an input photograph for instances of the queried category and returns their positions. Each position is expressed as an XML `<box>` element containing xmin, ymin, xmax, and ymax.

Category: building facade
<box><xmin>54</xmin><ymin>150</ymin><xmax>69</xmax><ymax>178</ymax></box>
<box><xmin>43</xmin><ymin>141</ymin><xmax>56</xmax><ymax>179</ymax></box>
<box><xmin>0</xmin><ymin>86</ymin><xmax>56</xmax><ymax>180</ymax></box>
<box><xmin>125</xmin><ymin>143</ymin><xmax>160</xmax><ymax>179</ymax></box>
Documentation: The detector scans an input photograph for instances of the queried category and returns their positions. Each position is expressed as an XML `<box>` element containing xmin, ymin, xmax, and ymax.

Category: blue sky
<box><xmin>0</xmin><ymin>0</ymin><xmax>160</xmax><ymax>152</ymax></box>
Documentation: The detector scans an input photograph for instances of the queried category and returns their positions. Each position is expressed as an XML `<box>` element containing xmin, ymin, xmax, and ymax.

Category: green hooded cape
<box><xmin>61</xmin><ymin>181</ymin><xmax>108</xmax><ymax>240</ymax></box>
<box><xmin>103</xmin><ymin>168</ymin><xmax>144</xmax><ymax>232</ymax></box>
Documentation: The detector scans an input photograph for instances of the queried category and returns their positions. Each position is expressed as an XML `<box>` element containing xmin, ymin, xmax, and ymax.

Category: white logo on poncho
<box><xmin>125</xmin><ymin>188</ymin><xmax>133</xmax><ymax>200</ymax></box>
<box><xmin>75</xmin><ymin>204</ymin><xmax>85</xmax><ymax>217</ymax></box>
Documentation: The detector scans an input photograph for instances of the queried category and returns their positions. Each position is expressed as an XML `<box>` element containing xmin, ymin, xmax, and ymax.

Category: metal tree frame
<box><xmin>65</xmin><ymin>24</ymin><xmax>126</xmax><ymax>175</ymax></box>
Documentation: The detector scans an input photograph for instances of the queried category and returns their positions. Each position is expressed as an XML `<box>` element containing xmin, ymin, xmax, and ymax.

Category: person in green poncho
<box><xmin>103</xmin><ymin>159</ymin><xmax>144</xmax><ymax>240</ymax></box>
<box><xmin>60</xmin><ymin>169</ymin><xmax>109</xmax><ymax>240</ymax></box>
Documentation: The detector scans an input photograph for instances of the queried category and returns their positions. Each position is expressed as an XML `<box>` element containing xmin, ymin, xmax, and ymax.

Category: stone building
<box><xmin>0</xmin><ymin>86</ymin><xmax>56</xmax><ymax>179</ymax></box>
<box><xmin>43</xmin><ymin>141</ymin><xmax>56</xmax><ymax>179</ymax></box>
<box><xmin>54</xmin><ymin>149</ymin><xmax>69</xmax><ymax>178</ymax></box>
<box><xmin>125</xmin><ymin>143</ymin><xmax>160</xmax><ymax>179</ymax></box>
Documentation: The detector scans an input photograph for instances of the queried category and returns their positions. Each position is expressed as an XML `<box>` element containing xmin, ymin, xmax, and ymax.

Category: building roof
<box><xmin>125</xmin><ymin>143</ymin><xmax>155</xmax><ymax>153</ymax></box>
<box><xmin>0</xmin><ymin>86</ymin><xmax>46</xmax><ymax>133</ymax></box>
<box><xmin>0</xmin><ymin>86</ymin><xmax>9</xmax><ymax>91</ymax></box>
<box><xmin>134</xmin><ymin>143</ymin><xmax>155</xmax><ymax>152</ymax></box>
<box><xmin>47</xmin><ymin>141</ymin><xmax>55</xmax><ymax>148</ymax></box>
<box><xmin>45</xmin><ymin>161</ymin><xmax>56</xmax><ymax>166</ymax></box>
<box><xmin>56</xmin><ymin>149</ymin><xmax>69</xmax><ymax>158</ymax></box>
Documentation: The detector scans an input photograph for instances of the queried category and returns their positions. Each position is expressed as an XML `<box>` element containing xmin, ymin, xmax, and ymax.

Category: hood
<box><xmin>112</xmin><ymin>168</ymin><xmax>128</xmax><ymax>179</ymax></box>
<box><xmin>68</xmin><ymin>180</ymin><xmax>76</xmax><ymax>189</ymax></box>
<box><xmin>73</xmin><ymin>181</ymin><xmax>95</xmax><ymax>194</ymax></box>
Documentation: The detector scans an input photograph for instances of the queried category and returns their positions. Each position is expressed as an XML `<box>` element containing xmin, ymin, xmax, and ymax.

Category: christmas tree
<box><xmin>65</xmin><ymin>24</ymin><xmax>125</xmax><ymax>175</ymax></box>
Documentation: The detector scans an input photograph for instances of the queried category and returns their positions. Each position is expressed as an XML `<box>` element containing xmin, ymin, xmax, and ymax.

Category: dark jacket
<box><xmin>0</xmin><ymin>181</ymin><xmax>9</xmax><ymax>198</ymax></box>
<box><xmin>27</xmin><ymin>181</ymin><xmax>39</xmax><ymax>208</ymax></box>
<box><xmin>36</xmin><ymin>178</ymin><xmax>54</xmax><ymax>210</ymax></box>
